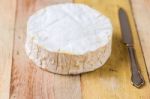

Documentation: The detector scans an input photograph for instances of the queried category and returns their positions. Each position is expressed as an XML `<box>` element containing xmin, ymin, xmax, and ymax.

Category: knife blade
<box><xmin>119</xmin><ymin>8</ymin><xmax>145</xmax><ymax>88</ymax></box>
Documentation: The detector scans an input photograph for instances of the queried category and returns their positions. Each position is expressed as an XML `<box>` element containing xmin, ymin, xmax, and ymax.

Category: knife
<box><xmin>119</xmin><ymin>8</ymin><xmax>145</xmax><ymax>88</ymax></box>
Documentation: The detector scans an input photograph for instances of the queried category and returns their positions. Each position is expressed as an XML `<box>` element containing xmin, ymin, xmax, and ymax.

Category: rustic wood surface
<box><xmin>130</xmin><ymin>0</ymin><xmax>150</xmax><ymax>79</ymax></box>
<box><xmin>0</xmin><ymin>0</ymin><xmax>150</xmax><ymax>99</ymax></box>
<box><xmin>76</xmin><ymin>0</ymin><xmax>150</xmax><ymax>99</ymax></box>
<box><xmin>10</xmin><ymin>0</ymin><xmax>81</xmax><ymax>99</ymax></box>
<box><xmin>0</xmin><ymin>0</ymin><xmax>16</xmax><ymax>99</ymax></box>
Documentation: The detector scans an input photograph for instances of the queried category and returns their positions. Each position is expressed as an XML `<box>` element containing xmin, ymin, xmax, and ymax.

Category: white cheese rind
<box><xmin>25</xmin><ymin>3</ymin><xmax>113</xmax><ymax>74</ymax></box>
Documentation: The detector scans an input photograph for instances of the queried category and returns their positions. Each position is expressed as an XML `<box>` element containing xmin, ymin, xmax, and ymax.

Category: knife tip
<box><xmin>119</xmin><ymin>7</ymin><xmax>125</xmax><ymax>13</ymax></box>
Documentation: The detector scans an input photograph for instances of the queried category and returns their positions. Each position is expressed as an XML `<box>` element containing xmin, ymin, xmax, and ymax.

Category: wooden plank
<box><xmin>75</xmin><ymin>0</ymin><xmax>150</xmax><ymax>99</ymax></box>
<box><xmin>10</xmin><ymin>0</ymin><xmax>81</xmax><ymax>99</ymax></box>
<box><xmin>0</xmin><ymin>0</ymin><xmax>16</xmax><ymax>99</ymax></box>
<box><xmin>130</xmin><ymin>0</ymin><xmax>150</xmax><ymax>79</ymax></box>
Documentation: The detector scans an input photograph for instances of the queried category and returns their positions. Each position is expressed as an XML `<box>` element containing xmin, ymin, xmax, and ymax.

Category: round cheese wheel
<box><xmin>25</xmin><ymin>3</ymin><xmax>113</xmax><ymax>75</ymax></box>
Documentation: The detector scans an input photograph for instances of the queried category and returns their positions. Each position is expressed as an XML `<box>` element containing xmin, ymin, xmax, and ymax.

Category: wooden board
<box><xmin>130</xmin><ymin>0</ymin><xmax>150</xmax><ymax>79</ymax></box>
<box><xmin>75</xmin><ymin>0</ymin><xmax>150</xmax><ymax>99</ymax></box>
<box><xmin>0</xmin><ymin>0</ymin><xmax>16</xmax><ymax>99</ymax></box>
<box><xmin>9</xmin><ymin>0</ymin><xmax>150</xmax><ymax>99</ymax></box>
<box><xmin>10</xmin><ymin>0</ymin><xmax>81</xmax><ymax>99</ymax></box>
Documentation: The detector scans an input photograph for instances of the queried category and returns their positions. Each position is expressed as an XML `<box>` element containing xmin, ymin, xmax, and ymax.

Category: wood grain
<box><xmin>9</xmin><ymin>0</ymin><xmax>150</xmax><ymax>99</ymax></box>
<box><xmin>75</xmin><ymin>0</ymin><xmax>150</xmax><ymax>99</ymax></box>
<box><xmin>130</xmin><ymin>0</ymin><xmax>150</xmax><ymax>79</ymax></box>
<box><xmin>10</xmin><ymin>0</ymin><xmax>81</xmax><ymax>99</ymax></box>
<box><xmin>0</xmin><ymin>0</ymin><xmax>16</xmax><ymax>99</ymax></box>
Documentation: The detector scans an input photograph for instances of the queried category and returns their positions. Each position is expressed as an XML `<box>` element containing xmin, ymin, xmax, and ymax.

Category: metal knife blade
<box><xmin>119</xmin><ymin>8</ymin><xmax>145</xmax><ymax>88</ymax></box>
<box><xmin>119</xmin><ymin>8</ymin><xmax>133</xmax><ymax>45</ymax></box>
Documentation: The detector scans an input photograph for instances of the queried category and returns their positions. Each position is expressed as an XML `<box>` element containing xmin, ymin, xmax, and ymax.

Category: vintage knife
<box><xmin>119</xmin><ymin>8</ymin><xmax>145</xmax><ymax>88</ymax></box>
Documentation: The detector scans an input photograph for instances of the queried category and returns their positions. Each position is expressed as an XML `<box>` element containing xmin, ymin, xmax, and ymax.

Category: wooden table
<box><xmin>0</xmin><ymin>0</ymin><xmax>150</xmax><ymax>99</ymax></box>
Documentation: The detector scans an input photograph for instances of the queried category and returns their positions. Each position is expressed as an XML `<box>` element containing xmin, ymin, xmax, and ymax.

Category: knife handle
<box><xmin>127</xmin><ymin>46</ymin><xmax>145</xmax><ymax>88</ymax></box>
